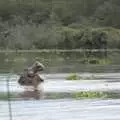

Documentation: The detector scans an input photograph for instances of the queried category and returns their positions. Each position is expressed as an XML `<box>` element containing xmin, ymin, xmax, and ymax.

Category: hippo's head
<box><xmin>32</xmin><ymin>61</ymin><xmax>45</xmax><ymax>73</ymax></box>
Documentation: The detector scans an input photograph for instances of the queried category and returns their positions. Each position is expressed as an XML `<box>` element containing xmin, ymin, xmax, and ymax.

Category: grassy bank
<box><xmin>0</xmin><ymin>49</ymin><xmax>119</xmax><ymax>53</ymax></box>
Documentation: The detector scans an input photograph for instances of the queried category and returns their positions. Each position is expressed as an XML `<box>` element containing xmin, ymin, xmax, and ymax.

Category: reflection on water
<box><xmin>1</xmin><ymin>99</ymin><xmax>120</xmax><ymax>120</ymax></box>
<box><xmin>0</xmin><ymin>50</ymin><xmax>120</xmax><ymax>73</ymax></box>
<box><xmin>18</xmin><ymin>90</ymin><xmax>44</xmax><ymax>100</ymax></box>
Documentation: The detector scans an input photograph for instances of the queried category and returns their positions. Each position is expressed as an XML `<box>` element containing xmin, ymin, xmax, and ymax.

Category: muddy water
<box><xmin>1</xmin><ymin>73</ymin><xmax>120</xmax><ymax>120</ymax></box>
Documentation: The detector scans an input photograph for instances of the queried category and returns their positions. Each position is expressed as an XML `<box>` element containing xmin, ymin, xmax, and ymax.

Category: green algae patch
<box><xmin>1</xmin><ymin>91</ymin><xmax>120</xmax><ymax>100</ymax></box>
<box><xmin>80</xmin><ymin>58</ymin><xmax>112</xmax><ymax>65</ymax></box>
<box><xmin>72</xmin><ymin>91</ymin><xmax>120</xmax><ymax>99</ymax></box>
<box><xmin>66</xmin><ymin>73</ymin><xmax>81</xmax><ymax>80</ymax></box>
<box><xmin>66</xmin><ymin>73</ymin><xmax>96</xmax><ymax>80</ymax></box>
<box><xmin>72</xmin><ymin>91</ymin><xmax>108</xmax><ymax>99</ymax></box>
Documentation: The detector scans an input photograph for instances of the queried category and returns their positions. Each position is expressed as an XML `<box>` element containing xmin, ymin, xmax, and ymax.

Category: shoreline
<box><xmin>0</xmin><ymin>49</ymin><xmax>120</xmax><ymax>53</ymax></box>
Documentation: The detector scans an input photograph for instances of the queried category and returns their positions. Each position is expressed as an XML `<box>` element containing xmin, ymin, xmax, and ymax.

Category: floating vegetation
<box><xmin>0</xmin><ymin>91</ymin><xmax>120</xmax><ymax>100</ymax></box>
<box><xmin>66</xmin><ymin>73</ymin><xmax>96</xmax><ymax>80</ymax></box>
<box><xmin>45</xmin><ymin>92</ymin><xmax>120</xmax><ymax>99</ymax></box>
<box><xmin>45</xmin><ymin>92</ymin><xmax>108</xmax><ymax>99</ymax></box>
<box><xmin>66</xmin><ymin>73</ymin><xmax>80</xmax><ymax>80</ymax></box>
<box><xmin>80</xmin><ymin>58</ymin><xmax>112</xmax><ymax>64</ymax></box>
<box><xmin>72</xmin><ymin>91</ymin><xmax>108</xmax><ymax>99</ymax></box>
<box><xmin>73</xmin><ymin>91</ymin><xmax>120</xmax><ymax>99</ymax></box>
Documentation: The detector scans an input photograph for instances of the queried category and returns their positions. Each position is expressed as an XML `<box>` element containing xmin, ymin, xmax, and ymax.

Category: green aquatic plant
<box><xmin>0</xmin><ymin>91</ymin><xmax>120</xmax><ymax>100</ymax></box>
<box><xmin>80</xmin><ymin>57</ymin><xmax>112</xmax><ymax>64</ymax></box>
<box><xmin>72</xmin><ymin>91</ymin><xmax>120</xmax><ymax>99</ymax></box>
<box><xmin>72</xmin><ymin>91</ymin><xmax>108</xmax><ymax>99</ymax></box>
<box><xmin>66</xmin><ymin>73</ymin><xmax>80</xmax><ymax>80</ymax></box>
<box><xmin>66</xmin><ymin>73</ymin><xmax>97</xmax><ymax>80</ymax></box>
<box><xmin>98</xmin><ymin>59</ymin><xmax>111</xmax><ymax>64</ymax></box>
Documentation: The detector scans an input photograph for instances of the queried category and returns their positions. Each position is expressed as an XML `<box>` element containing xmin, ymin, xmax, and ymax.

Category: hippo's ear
<box><xmin>34</xmin><ymin>61</ymin><xmax>45</xmax><ymax>68</ymax></box>
<box><xmin>41</xmin><ymin>64</ymin><xmax>45</xmax><ymax>69</ymax></box>
<box><xmin>38</xmin><ymin>63</ymin><xmax>45</xmax><ymax>71</ymax></box>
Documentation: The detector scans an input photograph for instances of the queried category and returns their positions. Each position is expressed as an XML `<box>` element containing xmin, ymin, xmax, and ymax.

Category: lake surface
<box><xmin>0</xmin><ymin>73</ymin><xmax>120</xmax><ymax>120</ymax></box>
<box><xmin>1</xmin><ymin>73</ymin><xmax>120</xmax><ymax>93</ymax></box>
<box><xmin>1</xmin><ymin>99</ymin><xmax>120</xmax><ymax>120</ymax></box>
<box><xmin>0</xmin><ymin>50</ymin><xmax>120</xmax><ymax>120</ymax></box>
<box><xmin>0</xmin><ymin>50</ymin><xmax>120</xmax><ymax>73</ymax></box>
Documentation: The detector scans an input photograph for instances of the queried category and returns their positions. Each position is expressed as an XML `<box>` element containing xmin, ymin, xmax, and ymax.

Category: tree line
<box><xmin>0</xmin><ymin>0</ymin><xmax>120</xmax><ymax>49</ymax></box>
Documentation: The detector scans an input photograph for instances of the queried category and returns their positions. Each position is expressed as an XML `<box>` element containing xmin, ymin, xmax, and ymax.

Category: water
<box><xmin>0</xmin><ymin>51</ymin><xmax>120</xmax><ymax>120</ymax></box>
<box><xmin>1</xmin><ymin>99</ymin><xmax>120</xmax><ymax>120</ymax></box>
<box><xmin>0</xmin><ymin>73</ymin><xmax>120</xmax><ymax>120</ymax></box>
<box><xmin>0</xmin><ymin>50</ymin><xmax>120</xmax><ymax>73</ymax></box>
<box><xmin>1</xmin><ymin>73</ymin><xmax>120</xmax><ymax>93</ymax></box>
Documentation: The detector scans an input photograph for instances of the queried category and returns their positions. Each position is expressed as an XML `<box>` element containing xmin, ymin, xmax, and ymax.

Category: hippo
<box><xmin>18</xmin><ymin>61</ymin><xmax>45</xmax><ymax>91</ymax></box>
